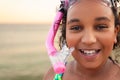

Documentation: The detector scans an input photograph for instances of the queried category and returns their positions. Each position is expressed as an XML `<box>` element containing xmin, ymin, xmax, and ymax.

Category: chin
<box><xmin>80</xmin><ymin>60</ymin><xmax>105</xmax><ymax>70</ymax></box>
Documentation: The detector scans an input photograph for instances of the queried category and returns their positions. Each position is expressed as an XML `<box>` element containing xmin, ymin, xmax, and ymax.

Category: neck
<box><xmin>74</xmin><ymin>59</ymin><xmax>112</xmax><ymax>77</ymax></box>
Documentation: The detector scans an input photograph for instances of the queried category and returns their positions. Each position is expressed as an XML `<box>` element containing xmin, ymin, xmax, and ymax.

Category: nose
<box><xmin>81</xmin><ymin>30</ymin><xmax>96</xmax><ymax>45</ymax></box>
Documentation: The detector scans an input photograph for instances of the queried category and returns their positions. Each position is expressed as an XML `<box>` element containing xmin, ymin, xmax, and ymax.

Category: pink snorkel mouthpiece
<box><xmin>48</xmin><ymin>44</ymin><xmax>74</xmax><ymax>74</ymax></box>
<box><xmin>54</xmin><ymin>62</ymin><xmax>66</xmax><ymax>73</ymax></box>
<box><xmin>46</xmin><ymin>0</ymin><xmax>74</xmax><ymax>74</ymax></box>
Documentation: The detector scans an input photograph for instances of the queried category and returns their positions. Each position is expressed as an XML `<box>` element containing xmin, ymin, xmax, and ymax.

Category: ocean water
<box><xmin>0</xmin><ymin>24</ymin><xmax>50</xmax><ymax>54</ymax></box>
<box><xmin>0</xmin><ymin>24</ymin><xmax>53</xmax><ymax>80</ymax></box>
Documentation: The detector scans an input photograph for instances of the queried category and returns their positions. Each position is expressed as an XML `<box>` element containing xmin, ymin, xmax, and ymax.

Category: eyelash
<box><xmin>95</xmin><ymin>24</ymin><xmax>108</xmax><ymax>31</ymax></box>
<box><xmin>70</xmin><ymin>25</ymin><xmax>83</xmax><ymax>32</ymax></box>
<box><xmin>69</xmin><ymin>24</ymin><xmax>109</xmax><ymax>32</ymax></box>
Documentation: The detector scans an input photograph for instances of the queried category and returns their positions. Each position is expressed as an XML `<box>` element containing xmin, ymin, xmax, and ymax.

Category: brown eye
<box><xmin>70</xmin><ymin>25</ymin><xmax>83</xmax><ymax>31</ymax></box>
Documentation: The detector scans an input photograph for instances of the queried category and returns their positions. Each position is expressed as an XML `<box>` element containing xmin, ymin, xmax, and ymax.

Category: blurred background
<box><xmin>0</xmin><ymin>0</ymin><xmax>60</xmax><ymax>80</ymax></box>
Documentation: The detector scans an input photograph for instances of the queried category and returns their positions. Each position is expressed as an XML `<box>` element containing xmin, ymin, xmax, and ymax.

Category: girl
<box><xmin>44</xmin><ymin>0</ymin><xmax>120</xmax><ymax>80</ymax></box>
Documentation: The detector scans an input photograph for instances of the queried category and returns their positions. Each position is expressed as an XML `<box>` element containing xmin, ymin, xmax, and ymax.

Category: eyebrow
<box><xmin>67</xmin><ymin>17</ymin><xmax>111</xmax><ymax>24</ymax></box>
<box><xmin>67</xmin><ymin>18</ymin><xmax>80</xmax><ymax>24</ymax></box>
<box><xmin>95</xmin><ymin>17</ymin><xmax>111</xmax><ymax>22</ymax></box>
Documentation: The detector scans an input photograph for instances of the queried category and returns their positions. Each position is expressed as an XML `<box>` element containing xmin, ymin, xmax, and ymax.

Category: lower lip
<box><xmin>79</xmin><ymin>51</ymin><xmax>100</xmax><ymax>61</ymax></box>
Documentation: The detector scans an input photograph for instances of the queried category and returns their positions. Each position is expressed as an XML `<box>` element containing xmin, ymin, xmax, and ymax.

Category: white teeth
<box><xmin>84</xmin><ymin>50</ymin><xmax>96</xmax><ymax>54</ymax></box>
<box><xmin>81</xmin><ymin>50</ymin><xmax>97</xmax><ymax>56</ymax></box>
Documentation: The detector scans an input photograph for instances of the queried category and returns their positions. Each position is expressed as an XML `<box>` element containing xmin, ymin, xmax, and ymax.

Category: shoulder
<box><xmin>115</xmin><ymin>63</ymin><xmax>120</xmax><ymax>79</ymax></box>
<box><xmin>116</xmin><ymin>63</ymin><xmax>120</xmax><ymax>72</ymax></box>
<box><xmin>43</xmin><ymin>61</ymin><xmax>77</xmax><ymax>80</ymax></box>
<box><xmin>112</xmin><ymin>61</ymin><xmax>120</xmax><ymax>79</ymax></box>
<box><xmin>43</xmin><ymin>66</ymin><xmax>55</xmax><ymax>80</ymax></box>
<box><xmin>62</xmin><ymin>61</ymin><xmax>78</xmax><ymax>80</ymax></box>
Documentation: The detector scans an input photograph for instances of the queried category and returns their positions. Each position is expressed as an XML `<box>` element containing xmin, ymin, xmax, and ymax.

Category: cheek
<box><xmin>66</xmin><ymin>32</ymin><xmax>80</xmax><ymax>48</ymax></box>
<box><xmin>98</xmin><ymin>32</ymin><xmax>116</xmax><ymax>54</ymax></box>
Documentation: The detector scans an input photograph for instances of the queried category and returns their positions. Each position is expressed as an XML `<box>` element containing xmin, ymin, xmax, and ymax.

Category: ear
<box><xmin>114</xmin><ymin>25</ymin><xmax>120</xmax><ymax>43</ymax></box>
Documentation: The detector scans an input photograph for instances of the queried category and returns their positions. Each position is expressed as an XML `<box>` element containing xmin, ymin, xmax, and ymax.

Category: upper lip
<box><xmin>77</xmin><ymin>45</ymin><xmax>101</xmax><ymax>50</ymax></box>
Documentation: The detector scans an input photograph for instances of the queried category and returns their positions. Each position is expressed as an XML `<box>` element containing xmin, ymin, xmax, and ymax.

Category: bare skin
<box><xmin>43</xmin><ymin>59</ymin><xmax>120</xmax><ymax>80</ymax></box>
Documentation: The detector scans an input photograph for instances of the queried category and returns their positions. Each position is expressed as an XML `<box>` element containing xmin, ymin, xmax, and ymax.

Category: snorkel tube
<box><xmin>46</xmin><ymin>2</ymin><xmax>64</xmax><ymax>56</ymax></box>
<box><xmin>46</xmin><ymin>0</ymin><xmax>74</xmax><ymax>74</ymax></box>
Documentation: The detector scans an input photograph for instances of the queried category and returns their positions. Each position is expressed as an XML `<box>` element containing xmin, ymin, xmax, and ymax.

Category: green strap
<box><xmin>54</xmin><ymin>73</ymin><xmax>63</xmax><ymax>80</ymax></box>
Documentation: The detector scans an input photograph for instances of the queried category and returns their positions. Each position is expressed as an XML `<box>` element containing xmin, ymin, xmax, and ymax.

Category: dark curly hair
<box><xmin>59</xmin><ymin>2</ymin><xmax>120</xmax><ymax>49</ymax></box>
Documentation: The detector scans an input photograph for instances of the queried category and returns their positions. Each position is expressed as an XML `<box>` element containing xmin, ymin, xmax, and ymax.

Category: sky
<box><xmin>0</xmin><ymin>0</ymin><xmax>60</xmax><ymax>24</ymax></box>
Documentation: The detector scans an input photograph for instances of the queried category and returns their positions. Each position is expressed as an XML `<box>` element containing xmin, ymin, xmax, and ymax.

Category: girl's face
<box><xmin>66</xmin><ymin>1</ymin><xmax>118</xmax><ymax>69</ymax></box>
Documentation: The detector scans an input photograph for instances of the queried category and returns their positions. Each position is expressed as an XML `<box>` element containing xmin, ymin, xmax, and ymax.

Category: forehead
<box><xmin>67</xmin><ymin>1</ymin><xmax>114</xmax><ymax>22</ymax></box>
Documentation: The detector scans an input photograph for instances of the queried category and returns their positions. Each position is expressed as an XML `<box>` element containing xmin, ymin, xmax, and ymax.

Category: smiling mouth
<box><xmin>79</xmin><ymin>49</ymin><xmax>101</xmax><ymax>56</ymax></box>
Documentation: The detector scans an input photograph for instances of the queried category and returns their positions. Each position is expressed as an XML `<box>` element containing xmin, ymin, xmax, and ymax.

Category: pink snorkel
<box><xmin>46</xmin><ymin>0</ymin><xmax>74</xmax><ymax>74</ymax></box>
<box><xmin>46</xmin><ymin>7</ymin><xmax>64</xmax><ymax>56</ymax></box>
